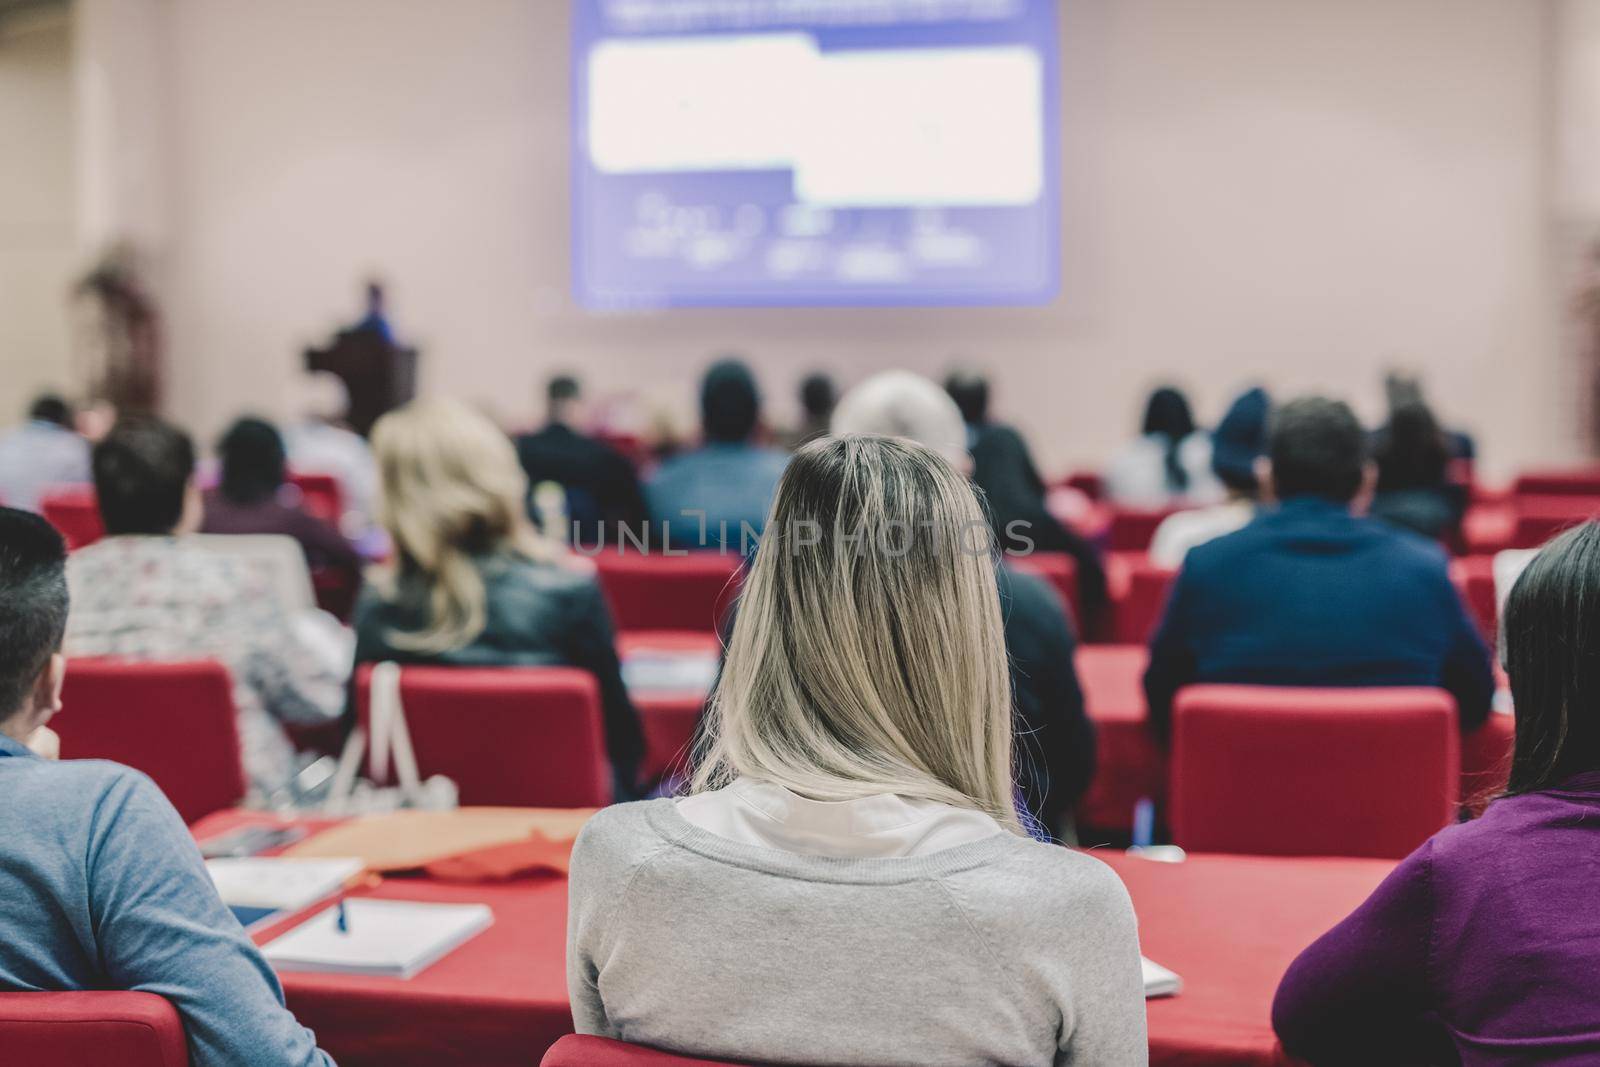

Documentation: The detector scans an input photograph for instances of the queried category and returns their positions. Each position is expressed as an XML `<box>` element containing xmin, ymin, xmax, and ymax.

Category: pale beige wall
<box><xmin>0</xmin><ymin>8</ymin><xmax>77</xmax><ymax>421</ymax></box>
<box><xmin>79</xmin><ymin>0</ymin><xmax>1568</xmax><ymax>476</ymax></box>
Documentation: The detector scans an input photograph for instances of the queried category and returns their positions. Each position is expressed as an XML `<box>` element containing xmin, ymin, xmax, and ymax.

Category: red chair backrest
<box><xmin>355</xmin><ymin>664</ymin><xmax>612</xmax><ymax>807</ymax></box>
<box><xmin>541</xmin><ymin>1035</ymin><xmax>753</xmax><ymax>1067</ymax></box>
<box><xmin>1004</xmin><ymin>553</ymin><xmax>1079</xmax><ymax>627</ymax></box>
<box><xmin>593</xmin><ymin>552</ymin><xmax>742</xmax><ymax>634</ymax></box>
<box><xmin>1512</xmin><ymin>468</ymin><xmax>1600</xmax><ymax>497</ymax></box>
<box><xmin>286</xmin><ymin>472</ymin><xmax>343</xmax><ymax>527</ymax></box>
<box><xmin>55</xmin><ymin>660</ymin><xmax>245</xmax><ymax>825</ymax></box>
<box><xmin>1448</xmin><ymin>555</ymin><xmax>1497</xmax><ymax>646</ymax></box>
<box><xmin>1107</xmin><ymin>506</ymin><xmax>1184</xmax><ymax>552</ymax></box>
<box><xmin>1111</xmin><ymin>555</ymin><xmax>1176</xmax><ymax>644</ymax></box>
<box><xmin>1169</xmin><ymin>685</ymin><xmax>1459</xmax><ymax>859</ymax></box>
<box><xmin>1062</xmin><ymin>471</ymin><xmax>1104</xmax><ymax>502</ymax></box>
<box><xmin>0</xmin><ymin>992</ymin><xmax>189</xmax><ymax>1067</ymax></box>
<box><xmin>40</xmin><ymin>487</ymin><xmax>104</xmax><ymax>551</ymax></box>
<box><xmin>1509</xmin><ymin>496</ymin><xmax>1600</xmax><ymax>549</ymax></box>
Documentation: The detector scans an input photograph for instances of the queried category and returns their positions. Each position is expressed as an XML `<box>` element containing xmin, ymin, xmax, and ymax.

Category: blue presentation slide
<box><xmin>571</xmin><ymin>0</ymin><xmax>1060</xmax><ymax>309</ymax></box>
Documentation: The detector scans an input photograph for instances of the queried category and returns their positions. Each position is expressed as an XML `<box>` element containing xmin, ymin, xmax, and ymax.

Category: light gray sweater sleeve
<box><xmin>1050</xmin><ymin>857</ymin><xmax>1147</xmax><ymax>1065</ymax></box>
<box><xmin>566</xmin><ymin>806</ymin><xmax>659</xmax><ymax>1036</ymax></box>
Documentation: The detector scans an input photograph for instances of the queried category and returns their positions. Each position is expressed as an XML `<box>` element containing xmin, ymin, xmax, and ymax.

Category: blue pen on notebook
<box><xmin>336</xmin><ymin>899</ymin><xmax>349</xmax><ymax>935</ymax></box>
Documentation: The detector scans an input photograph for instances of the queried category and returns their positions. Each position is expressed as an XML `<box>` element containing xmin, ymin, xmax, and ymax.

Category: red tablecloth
<box><xmin>1098</xmin><ymin>851</ymin><xmax>1393</xmax><ymax>1067</ymax></box>
<box><xmin>192</xmin><ymin>810</ymin><xmax>572</xmax><ymax>1067</ymax></box>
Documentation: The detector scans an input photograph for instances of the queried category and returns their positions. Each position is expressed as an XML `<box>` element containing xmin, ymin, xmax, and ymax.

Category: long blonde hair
<box><xmin>370</xmin><ymin>397</ymin><xmax>553</xmax><ymax>653</ymax></box>
<box><xmin>691</xmin><ymin>434</ymin><xmax>1021</xmax><ymax>832</ymax></box>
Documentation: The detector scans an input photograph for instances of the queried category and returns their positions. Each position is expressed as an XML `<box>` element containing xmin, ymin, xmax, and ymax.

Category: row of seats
<box><xmin>55</xmin><ymin>657</ymin><xmax>1480</xmax><ymax>861</ymax></box>
<box><xmin>0</xmin><ymin>995</ymin><xmax>729</xmax><ymax>1067</ymax></box>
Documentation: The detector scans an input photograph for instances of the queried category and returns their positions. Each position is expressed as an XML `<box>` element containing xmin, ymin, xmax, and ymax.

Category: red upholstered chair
<box><xmin>285</xmin><ymin>472</ymin><xmax>343</xmax><ymax>527</ymax></box>
<box><xmin>1169</xmin><ymin>685</ymin><xmax>1459</xmax><ymax>859</ymax></box>
<box><xmin>40</xmin><ymin>487</ymin><xmax>104</xmax><ymax>551</ymax></box>
<box><xmin>0</xmin><ymin>992</ymin><xmax>189</xmax><ymax>1067</ymax></box>
<box><xmin>1062</xmin><ymin>471</ymin><xmax>1104</xmax><ymax>501</ymax></box>
<box><xmin>1509</xmin><ymin>496</ymin><xmax>1600</xmax><ymax>549</ymax></box>
<box><xmin>1109</xmin><ymin>555</ymin><xmax>1176</xmax><ymax>644</ymax></box>
<box><xmin>355</xmin><ymin>665</ymin><xmax>612</xmax><ymax>807</ymax></box>
<box><xmin>55</xmin><ymin>660</ymin><xmax>245</xmax><ymax>825</ymax></box>
<box><xmin>541</xmin><ymin>1035</ymin><xmax>753</xmax><ymax>1067</ymax></box>
<box><xmin>593</xmin><ymin>552</ymin><xmax>742</xmax><ymax>634</ymax></box>
<box><xmin>1107</xmin><ymin>506</ymin><xmax>1184</xmax><ymax>552</ymax></box>
<box><xmin>1004</xmin><ymin>552</ymin><xmax>1079</xmax><ymax>627</ymax></box>
<box><xmin>1511</xmin><ymin>468</ymin><xmax>1600</xmax><ymax>497</ymax></box>
<box><xmin>1449</xmin><ymin>555</ymin><xmax>1498</xmax><ymax>646</ymax></box>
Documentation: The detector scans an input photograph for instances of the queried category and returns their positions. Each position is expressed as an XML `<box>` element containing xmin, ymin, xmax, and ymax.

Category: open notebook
<box><xmin>262</xmin><ymin>899</ymin><xmax>494</xmax><ymax>979</ymax></box>
<box><xmin>1142</xmin><ymin>956</ymin><xmax>1182</xmax><ymax>999</ymax></box>
<box><xmin>207</xmin><ymin>857</ymin><xmax>364</xmax><ymax>932</ymax></box>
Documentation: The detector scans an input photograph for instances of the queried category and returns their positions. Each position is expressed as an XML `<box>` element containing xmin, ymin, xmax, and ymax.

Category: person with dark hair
<box><xmin>515</xmin><ymin>374</ymin><xmax>648</xmax><ymax>546</ymax></box>
<box><xmin>942</xmin><ymin>368</ymin><xmax>1110</xmax><ymax>628</ymax></box>
<box><xmin>201</xmin><ymin>416</ymin><xmax>360</xmax><ymax>574</ymax></box>
<box><xmin>0</xmin><ymin>507</ymin><xmax>335</xmax><ymax>1067</ymax></box>
<box><xmin>1105</xmin><ymin>385</ymin><xmax>1222</xmax><ymax>507</ymax></box>
<box><xmin>64</xmin><ymin>418</ymin><xmax>344</xmax><ymax>795</ymax></box>
<box><xmin>1143</xmin><ymin>395</ymin><xmax>1493</xmax><ymax>739</ymax></box>
<box><xmin>1150</xmin><ymin>387</ymin><xmax>1271</xmax><ymax>566</ymax></box>
<box><xmin>646</xmin><ymin>358</ymin><xmax>788</xmax><ymax>550</ymax></box>
<box><xmin>1273</xmin><ymin>521</ymin><xmax>1600</xmax><ymax>1064</ymax></box>
<box><xmin>1369</xmin><ymin>400</ymin><xmax>1463</xmax><ymax>541</ymax></box>
<box><xmin>0</xmin><ymin>393</ymin><xmax>91</xmax><ymax>512</ymax></box>
<box><xmin>777</xmin><ymin>372</ymin><xmax>836</xmax><ymax>451</ymax></box>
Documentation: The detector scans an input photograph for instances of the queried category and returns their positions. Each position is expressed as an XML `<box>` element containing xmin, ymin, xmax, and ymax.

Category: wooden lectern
<box><xmin>305</xmin><ymin>329</ymin><xmax>418</xmax><ymax>437</ymax></box>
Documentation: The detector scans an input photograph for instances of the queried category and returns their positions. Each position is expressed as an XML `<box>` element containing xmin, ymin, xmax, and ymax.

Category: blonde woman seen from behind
<box><xmin>352</xmin><ymin>397</ymin><xmax>645</xmax><ymax>796</ymax></box>
<box><xmin>566</xmin><ymin>435</ymin><xmax>1147</xmax><ymax>1066</ymax></box>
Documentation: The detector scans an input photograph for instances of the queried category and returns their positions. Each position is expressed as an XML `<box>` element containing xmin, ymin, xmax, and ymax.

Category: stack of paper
<box><xmin>262</xmin><ymin>899</ymin><xmax>494</xmax><ymax>979</ymax></box>
<box><xmin>206</xmin><ymin>857</ymin><xmax>363</xmax><ymax>931</ymax></box>
<box><xmin>1142</xmin><ymin>956</ymin><xmax>1182</xmax><ymax>999</ymax></box>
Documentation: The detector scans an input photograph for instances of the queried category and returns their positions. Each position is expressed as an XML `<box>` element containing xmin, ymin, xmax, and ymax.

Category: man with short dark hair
<box><xmin>1143</xmin><ymin>395</ymin><xmax>1494</xmax><ymax>738</ymax></box>
<box><xmin>515</xmin><ymin>373</ymin><xmax>647</xmax><ymax>545</ymax></box>
<box><xmin>0</xmin><ymin>393</ymin><xmax>91</xmax><ymax>512</ymax></box>
<box><xmin>64</xmin><ymin>418</ymin><xmax>343</xmax><ymax>795</ymax></box>
<box><xmin>0</xmin><ymin>507</ymin><xmax>334</xmax><ymax>1067</ymax></box>
<box><xmin>647</xmin><ymin>358</ymin><xmax>789</xmax><ymax>549</ymax></box>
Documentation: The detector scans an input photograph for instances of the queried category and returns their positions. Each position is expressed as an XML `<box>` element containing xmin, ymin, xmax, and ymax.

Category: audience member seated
<box><xmin>202</xmin><ymin>416</ymin><xmax>362</xmax><ymax>579</ymax></box>
<box><xmin>944</xmin><ymin>368</ymin><xmax>1109</xmax><ymax>627</ymax></box>
<box><xmin>1104</xmin><ymin>385</ymin><xmax>1223</xmax><ymax>507</ymax></box>
<box><xmin>0</xmin><ymin>394</ymin><xmax>91</xmax><ymax>512</ymax></box>
<box><xmin>776</xmin><ymin>371</ymin><xmax>836</xmax><ymax>451</ymax></box>
<box><xmin>354</xmin><ymin>398</ymin><xmax>644</xmax><ymax>796</ymax></box>
<box><xmin>63</xmin><ymin>417</ymin><xmax>345</xmax><ymax>797</ymax></box>
<box><xmin>1369</xmin><ymin>399</ymin><xmax>1463</xmax><ymax>542</ymax></box>
<box><xmin>1143</xmin><ymin>396</ymin><xmax>1494</xmax><ymax>739</ymax></box>
<box><xmin>0</xmin><ymin>507</ymin><xmax>334</xmax><ymax>1067</ymax></box>
<box><xmin>283</xmin><ymin>369</ymin><xmax>380</xmax><ymax>540</ymax></box>
<box><xmin>567</xmin><ymin>435</ymin><xmax>1146</xmax><ymax>1065</ymax></box>
<box><xmin>646</xmin><ymin>358</ymin><xmax>788</xmax><ymax>551</ymax></box>
<box><xmin>1149</xmin><ymin>386</ymin><xmax>1271</xmax><ymax>567</ymax></box>
<box><xmin>834</xmin><ymin>371</ymin><xmax>1096</xmax><ymax>837</ymax></box>
<box><xmin>1274</xmin><ymin>521</ymin><xmax>1600</xmax><ymax>1064</ymax></box>
<box><xmin>515</xmin><ymin>374</ymin><xmax>648</xmax><ymax>546</ymax></box>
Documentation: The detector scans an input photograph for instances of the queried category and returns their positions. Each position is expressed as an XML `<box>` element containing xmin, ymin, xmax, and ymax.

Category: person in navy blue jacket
<box><xmin>1143</xmin><ymin>396</ymin><xmax>1494</xmax><ymax>741</ymax></box>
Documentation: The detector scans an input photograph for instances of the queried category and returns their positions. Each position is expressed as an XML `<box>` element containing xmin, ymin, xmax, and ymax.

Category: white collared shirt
<box><xmin>675</xmin><ymin>777</ymin><xmax>1004</xmax><ymax>858</ymax></box>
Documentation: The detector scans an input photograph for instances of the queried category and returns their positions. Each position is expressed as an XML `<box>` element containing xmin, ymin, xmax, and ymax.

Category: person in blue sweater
<box><xmin>0</xmin><ymin>506</ymin><xmax>334</xmax><ymax>1067</ymax></box>
<box><xmin>1143</xmin><ymin>396</ymin><xmax>1494</xmax><ymax>741</ymax></box>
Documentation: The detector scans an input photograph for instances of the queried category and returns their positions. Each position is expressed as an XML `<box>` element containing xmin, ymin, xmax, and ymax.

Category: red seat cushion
<box><xmin>40</xmin><ymin>487</ymin><xmax>105</xmax><ymax>551</ymax></box>
<box><xmin>541</xmin><ymin>1035</ymin><xmax>752</xmax><ymax>1067</ymax></box>
<box><xmin>355</xmin><ymin>665</ymin><xmax>612</xmax><ymax>807</ymax></box>
<box><xmin>593</xmin><ymin>552</ymin><xmax>742</xmax><ymax>633</ymax></box>
<box><xmin>55</xmin><ymin>660</ymin><xmax>245</xmax><ymax>824</ymax></box>
<box><xmin>0</xmin><ymin>992</ymin><xmax>189</xmax><ymax>1067</ymax></box>
<box><xmin>1004</xmin><ymin>552</ymin><xmax>1079</xmax><ymax>628</ymax></box>
<box><xmin>1170</xmin><ymin>685</ymin><xmax>1459</xmax><ymax>859</ymax></box>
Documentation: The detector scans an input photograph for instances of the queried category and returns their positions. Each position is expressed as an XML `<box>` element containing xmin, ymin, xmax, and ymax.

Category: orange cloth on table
<box><xmin>423</xmin><ymin>830</ymin><xmax>574</xmax><ymax>882</ymax></box>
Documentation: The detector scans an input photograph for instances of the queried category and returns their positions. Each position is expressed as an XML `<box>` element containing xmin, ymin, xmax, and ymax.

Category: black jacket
<box><xmin>352</xmin><ymin>552</ymin><xmax>645</xmax><ymax>795</ymax></box>
<box><xmin>515</xmin><ymin>424</ymin><xmax>647</xmax><ymax>546</ymax></box>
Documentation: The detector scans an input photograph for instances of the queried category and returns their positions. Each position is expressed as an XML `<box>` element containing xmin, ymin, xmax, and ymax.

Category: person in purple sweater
<box><xmin>1273</xmin><ymin>519</ymin><xmax>1600</xmax><ymax>1066</ymax></box>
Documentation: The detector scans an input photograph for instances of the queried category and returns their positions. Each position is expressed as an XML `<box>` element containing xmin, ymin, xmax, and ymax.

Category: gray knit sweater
<box><xmin>566</xmin><ymin>799</ymin><xmax>1148</xmax><ymax>1066</ymax></box>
